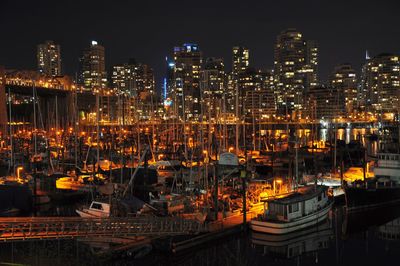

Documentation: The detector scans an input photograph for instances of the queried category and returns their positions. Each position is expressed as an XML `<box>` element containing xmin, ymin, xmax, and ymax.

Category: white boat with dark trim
<box><xmin>76</xmin><ymin>201</ymin><xmax>110</xmax><ymax>218</ymax></box>
<box><xmin>250</xmin><ymin>186</ymin><xmax>333</xmax><ymax>234</ymax></box>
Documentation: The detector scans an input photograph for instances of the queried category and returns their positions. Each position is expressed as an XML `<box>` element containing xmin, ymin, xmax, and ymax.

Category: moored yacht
<box><xmin>250</xmin><ymin>185</ymin><xmax>333</xmax><ymax>234</ymax></box>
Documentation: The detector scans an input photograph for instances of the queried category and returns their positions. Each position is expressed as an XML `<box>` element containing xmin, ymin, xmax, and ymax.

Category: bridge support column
<box><xmin>0</xmin><ymin>66</ymin><xmax>7</xmax><ymax>137</ymax></box>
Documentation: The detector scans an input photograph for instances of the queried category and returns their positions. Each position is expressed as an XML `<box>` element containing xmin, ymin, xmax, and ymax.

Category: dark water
<box><xmin>1</xmin><ymin>204</ymin><xmax>400</xmax><ymax>266</ymax></box>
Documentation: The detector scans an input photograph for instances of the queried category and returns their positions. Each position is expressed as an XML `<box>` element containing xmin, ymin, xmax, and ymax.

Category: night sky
<box><xmin>2</xmin><ymin>0</ymin><xmax>400</xmax><ymax>91</ymax></box>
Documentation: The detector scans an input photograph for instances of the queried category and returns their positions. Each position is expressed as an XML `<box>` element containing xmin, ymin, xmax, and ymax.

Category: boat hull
<box><xmin>75</xmin><ymin>209</ymin><xmax>109</xmax><ymax>218</ymax></box>
<box><xmin>345</xmin><ymin>186</ymin><xmax>400</xmax><ymax>212</ymax></box>
<box><xmin>0</xmin><ymin>184</ymin><xmax>32</xmax><ymax>214</ymax></box>
<box><xmin>250</xmin><ymin>202</ymin><xmax>333</xmax><ymax>234</ymax></box>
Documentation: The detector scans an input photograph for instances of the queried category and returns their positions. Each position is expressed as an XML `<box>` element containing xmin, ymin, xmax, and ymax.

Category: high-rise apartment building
<box><xmin>240</xmin><ymin>68</ymin><xmax>276</xmax><ymax>121</ymax></box>
<box><xmin>78</xmin><ymin>41</ymin><xmax>107</xmax><ymax>91</ymax></box>
<box><xmin>226</xmin><ymin>46</ymin><xmax>251</xmax><ymax>119</ymax></box>
<box><xmin>361</xmin><ymin>53</ymin><xmax>400</xmax><ymax>114</ymax></box>
<box><xmin>112</xmin><ymin>59</ymin><xmax>156</xmax><ymax>120</ymax></box>
<box><xmin>329</xmin><ymin>64</ymin><xmax>358</xmax><ymax>115</ymax></box>
<box><xmin>173</xmin><ymin>43</ymin><xmax>202</xmax><ymax>121</ymax></box>
<box><xmin>112</xmin><ymin>59</ymin><xmax>154</xmax><ymax>97</ymax></box>
<box><xmin>232</xmin><ymin>46</ymin><xmax>249</xmax><ymax>77</ymax></box>
<box><xmin>200</xmin><ymin>57</ymin><xmax>225</xmax><ymax>120</ymax></box>
<box><xmin>274</xmin><ymin>29</ymin><xmax>318</xmax><ymax>116</ymax></box>
<box><xmin>37</xmin><ymin>40</ymin><xmax>61</xmax><ymax>76</ymax></box>
<box><xmin>164</xmin><ymin>57</ymin><xmax>175</xmax><ymax>100</ymax></box>
<box><xmin>309</xmin><ymin>85</ymin><xmax>345</xmax><ymax>119</ymax></box>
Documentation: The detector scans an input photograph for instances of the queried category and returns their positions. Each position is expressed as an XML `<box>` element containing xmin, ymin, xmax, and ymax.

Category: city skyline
<box><xmin>2</xmin><ymin>0</ymin><xmax>400</xmax><ymax>88</ymax></box>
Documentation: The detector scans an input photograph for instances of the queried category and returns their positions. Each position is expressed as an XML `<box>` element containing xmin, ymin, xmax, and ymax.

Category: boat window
<box><xmin>270</xmin><ymin>203</ymin><xmax>284</xmax><ymax>216</ymax></box>
<box><xmin>91</xmin><ymin>203</ymin><xmax>103</xmax><ymax>210</ymax></box>
<box><xmin>289</xmin><ymin>203</ymin><xmax>299</xmax><ymax>213</ymax></box>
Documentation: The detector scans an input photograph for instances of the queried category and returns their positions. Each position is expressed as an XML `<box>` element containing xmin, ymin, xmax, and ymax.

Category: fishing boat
<box><xmin>378</xmin><ymin>217</ymin><xmax>400</xmax><ymax>240</ymax></box>
<box><xmin>345</xmin><ymin>152</ymin><xmax>400</xmax><ymax>212</ymax></box>
<box><xmin>250</xmin><ymin>185</ymin><xmax>333</xmax><ymax>234</ymax></box>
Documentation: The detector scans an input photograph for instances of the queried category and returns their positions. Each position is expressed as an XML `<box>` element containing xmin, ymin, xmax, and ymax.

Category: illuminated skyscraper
<box><xmin>37</xmin><ymin>40</ymin><xmax>61</xmax><ymax>76</ymax></box>
<box><xmin>232</xmin><ymin>46</ymin><xmax>249</xmax><ymax>77</ymax></box>
<box><xmin>329</xmin><ymin>64</ymin><xmax>358</xmax><ymax>115</ymax></box>
<box><xmin>227</xmin><ymin>46</ymin><xmax>250</xmax><ymax>120</ymax></box>
<box><xmin>309</xmin><ymin>85</ymin><xmax>345</xmax><ymax>119</ymax></box>
<box><xmin>200</xmin><ymin>57</ymin><xmax>225</xmax><ymax>120</ymax></box>
<box><xmin>240</xmin><ymin>68</ymin><xmax>276</xmax><ymax>121</ymax></box>
<box><xmin>173</xmin><ymin>43</ymin><xmax>202</xmax><ymax>121</ymax></box>
<box><xmin>274</xmin><ymin>29</ymin><xmax>318</xmax><ymax>116</ymax></box>
<box><xmin>111</xmin><ymin>59</ymin><xmax>156</xmax><ymax>120</ymax></box>
<box><xmin>79</xmin><ymin>41</ymin><xmax>107</xmax><ymax>90</ymax></box>
<box><xmin>362</xmin><ymin>53</ymin><xmax>400</xmax><ymax>114</ymax></box>
<box><xmin>164</xmin><ymin>57</ymin><xmax>175</xmax><ymax>100</ymax></box>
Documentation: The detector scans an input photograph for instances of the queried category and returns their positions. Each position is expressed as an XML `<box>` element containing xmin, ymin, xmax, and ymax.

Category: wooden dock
<box><xmin>0</xmin><ymin>216</ymin><xmax>207</xmax><ymax>242</ymax></box>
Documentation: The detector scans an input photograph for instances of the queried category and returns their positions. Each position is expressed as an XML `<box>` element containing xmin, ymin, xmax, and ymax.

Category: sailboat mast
<box><xmin>8</xmin><ymin>88</ymin><xmax>13</xmax><ymax>173</ymax></box>
<box><xmin>33</xmin><ymin>82</ymin><xmax>37</xmax><ymax>156</ymax></box>
<box><xmin>74</xmin><ymin>88</ymin><xmax>78</xmax><ymax>168</ymax></box>
<box><xmin>235</xmin><ymin>82</ymin><xmax>239</xmax><ymax>154</ymax></box>
<box><xmin>96</xmin><ymin>92</ymin><xmax>100</xmax><ymax>165</ymax></box>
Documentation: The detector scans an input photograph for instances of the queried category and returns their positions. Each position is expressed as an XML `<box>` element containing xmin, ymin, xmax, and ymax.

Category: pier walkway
<box><xmin>0</xmin><ymin>216</ymin><xmax>207</xmax><ymax>242</ymax></box>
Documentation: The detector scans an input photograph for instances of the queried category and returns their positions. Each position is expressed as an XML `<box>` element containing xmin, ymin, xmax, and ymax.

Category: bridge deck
<box><xmin>0</xmin><ymin>216</ymin><xmax>207</xmax><ymax>242</ymax></box>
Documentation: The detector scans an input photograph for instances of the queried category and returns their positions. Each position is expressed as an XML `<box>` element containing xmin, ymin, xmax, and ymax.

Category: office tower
<box><xmin>37</xmin><ymin>40</ymin><xmax>61</xmax><ymax>76</ymax></box>
<box><xmin>173</xmin><ymin>43</ymin><xmax>202</xmax><ymax>121</ymax></box>
<box><xmin>274</xmin><ymin>29</ymin><xmax>318</xmax><ymax>116</ymax></box>
<box><xmin>361</xmin><ymin>53</ymin><xmax>400</xmax><ymax>114</ymax></box>
<box><xmin>329</xmin><ymin>64</ymin><xmax>358</xmax><ymax>115</ymax></box>
<box><xmin>200</xmin><ymin>57</ymin><xmax>225</xmax><ymax>121</ymax></box>
<box><xmin>79</xmin><ymin>41</ymin><xmax>107</xmax><ymax>91</ymax></box>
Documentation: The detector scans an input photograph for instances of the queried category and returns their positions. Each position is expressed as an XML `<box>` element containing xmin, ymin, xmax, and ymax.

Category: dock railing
<box><xmin>0</xmin><ymin>216</ymin><xmax>207</xmax><ymax>242</ymax></box>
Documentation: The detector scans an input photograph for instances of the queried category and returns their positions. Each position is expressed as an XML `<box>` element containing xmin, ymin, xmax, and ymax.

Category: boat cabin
<box><xmin>375</xmin><ymin>153</ymin><xmax>400</xmax><ymax>183</ymax></box>
<box><xmin>86</xmin><ymin>201</ymin><xmax>110</xmax><ymax>217</ymax></box>
<box><xmin>266</xmin><ymin>186</ymin><xmax>329</xmax><ymax>222</ymax></box>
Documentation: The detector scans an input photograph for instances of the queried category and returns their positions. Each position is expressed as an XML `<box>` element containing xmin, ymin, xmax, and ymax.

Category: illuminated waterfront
<box><xmin>1</xmin><ymin>204</ymin><xmax>400</xmax><ymax>265</ymax></box>
<box><xmin>2</xmin><ymin>1</ymin><xmax>400</xmax><ymax>265</ymax></box>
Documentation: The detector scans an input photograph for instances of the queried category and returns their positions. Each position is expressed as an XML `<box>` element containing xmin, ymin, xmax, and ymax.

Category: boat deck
<box><xmin>269</xmin><ymin>186</ymin><xmax>325</xmax><ymax>205</ymax></box>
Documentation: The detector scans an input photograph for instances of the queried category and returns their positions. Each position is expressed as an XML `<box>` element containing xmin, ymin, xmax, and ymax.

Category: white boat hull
<box><xmin>76</xmin><ymin>206</ymin><xmax>110</xmax><ymax>218</ymax></box>
<box><xmin>250</xmin><ymin>202</ymin><xmax>333</xmax><ymax>234</ymax></box>
<box><xmin>76</xmin><ymin>209</ymin><xmax>98</xmax><ymax>218</ymax></box>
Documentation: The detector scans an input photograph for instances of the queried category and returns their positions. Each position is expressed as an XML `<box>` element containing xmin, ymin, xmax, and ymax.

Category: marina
<box><xmin>1</xmin><ymin>2</ymin><xmax>400</xmax><ymax>264</ymax></box>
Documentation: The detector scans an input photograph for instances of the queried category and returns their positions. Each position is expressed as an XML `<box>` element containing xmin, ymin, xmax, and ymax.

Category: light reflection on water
<box><xmin>267</xmin><ymin>127</ymin><xmax>379</xmax><ymax>155</ymax></box>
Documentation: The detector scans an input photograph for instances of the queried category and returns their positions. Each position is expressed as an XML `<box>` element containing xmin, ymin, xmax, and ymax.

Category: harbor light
<box><xmin>16</xmin><ymin>166</ymin><xmax>23</xmax><ymax>179</ymax></box>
